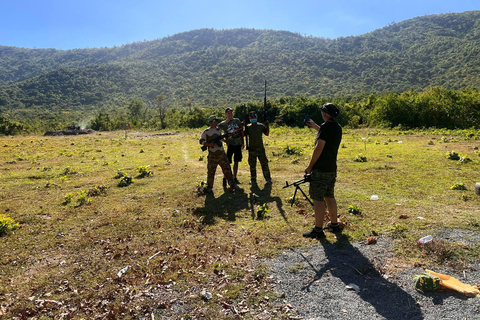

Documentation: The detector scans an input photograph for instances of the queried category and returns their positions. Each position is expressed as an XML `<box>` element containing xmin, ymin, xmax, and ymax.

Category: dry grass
<box><xmin>0</xmin><ymin>128</ymin><xmax>479</xmax><ymax>319</ymax></box>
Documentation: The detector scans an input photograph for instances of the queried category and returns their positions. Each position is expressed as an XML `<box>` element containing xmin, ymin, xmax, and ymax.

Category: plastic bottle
<box><xmin>417</xmin><ymin>235</ymin><xmax>433</xmax><ymax>244</ymax></box>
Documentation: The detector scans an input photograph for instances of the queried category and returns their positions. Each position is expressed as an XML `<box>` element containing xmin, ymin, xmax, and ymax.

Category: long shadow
<box><xmin>192</xmin><ymin>186</ymin><xmax>249</xmax><ymax>225</ymax></box>
<box><xmin>298</xmin><ymin>235</ymin><xmax>424</xmax><ymax>320</ymax></box>
<box><xmin>250</xmin><ymin>182</ymin><xmax>286</xmax><ymax>221</ymax></box>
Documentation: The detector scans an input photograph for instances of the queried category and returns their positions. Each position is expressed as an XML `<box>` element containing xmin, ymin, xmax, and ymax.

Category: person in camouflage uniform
<box><xmin>245</xmin><ymin>111</ymin><xmax>272</xmax><ymax>185</ymax></box>
<box><xmin>199</xmin><ymin>115</ymin><xmax>237</xmax><ymax>193</ymax></box>
<box><xmin>219</xmin><ymin>107</ymin><xmax>244</xmax><ymax>186</ymax></box>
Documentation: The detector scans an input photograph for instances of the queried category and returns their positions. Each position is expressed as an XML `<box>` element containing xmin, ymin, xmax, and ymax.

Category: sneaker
<box><xmin>303</xmin><ymin>227</ymin><xmax>326</xmax><ymax>239</ymax></box>
<box><xmin>222</xmin><ymin>177</ymin><xmax>227</xmax><ymax>187</ymax></box>
<box><xmin>228</xmin><ymin>185</ymin><xmax>238</xmax><ymax>193</ymax></box>
<box><xmin>234</xmin><ymin>178</ymin><xmax>241</xmax><ymax>185</ymax></box>
<box><xmin>326</xmin><ymin>222</ymin><xmax>342</xmax><ymax>233</ymax></box>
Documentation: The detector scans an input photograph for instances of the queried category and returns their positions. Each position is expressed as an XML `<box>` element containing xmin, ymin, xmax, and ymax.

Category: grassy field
<box><xmin>1</xmin><ymin>127</ymin><xmax>479</xmax><ymax>319</ymax></box>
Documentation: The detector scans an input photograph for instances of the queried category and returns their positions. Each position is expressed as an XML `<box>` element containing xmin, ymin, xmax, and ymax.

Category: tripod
<box><xmin>283</xmin><ymin>174</ymin><xmax>313</xmax><ymax>207</ymax></box>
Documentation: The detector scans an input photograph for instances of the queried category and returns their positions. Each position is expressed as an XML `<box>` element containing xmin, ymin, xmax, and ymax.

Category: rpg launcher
<box><xmin>201</xmin><ymin>134</ymin><xmax>228</xmax><ymax>151</ymax></box>
<box><xmin>283</xmin><ymin>174</ymin><xmax>313</xmax><ymax>207</ymax></box>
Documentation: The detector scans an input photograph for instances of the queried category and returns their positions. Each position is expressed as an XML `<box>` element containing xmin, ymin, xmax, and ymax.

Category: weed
<box><xmin>446</xmin><ymin>151</ymin><xmax>460</xmax><ymax>160</ymax></box>
<box><xmin>118</xmin><ymin>175</ymin><xmax>134</xmax><ymax>187</ymax></box>
<box><xmin>136</xmin><ymin>165</ymin><xmax>153</xmax><ymax>178</ymax></box>
<box><xmin>347</xmin><ymin>205</ymin><xmax>362</xmax><ymax>215</ymax></box>
<box><xmin>354</xmin><ymin>155</ymin><xmax>367</xmax><ymax>162</ymax></box>
<box><xmin>87</xmin><ymin>185</ymin><xmax>108</xmax><ymax>197</ymax></box>
<box><xmin>283</xmin><ymin>145</ymin><xmax>303</xmax><ymax>156</ymax></box>
<box><xmin>114</xmin><ymin>169</ymin><xmax>127</xmax><ymax>179</ymax></box>
<box><xmin>256</xmin><ymin>203</ymin><xmax>271</xmax><ymax>220</ymax></box>
<box><xmin>0</xmin><ymin>214</ymin><xmax>20</xmax><ymax>236</ymax></box>
<box><xmin>450</xmin><ymin>183</ymin><xmax>467</xmax><ymax>190</ymax></box>
<box><xmin>460</xmin><ymin>156</ymin><xmax>472</xmax><ymax>163</ymax></box>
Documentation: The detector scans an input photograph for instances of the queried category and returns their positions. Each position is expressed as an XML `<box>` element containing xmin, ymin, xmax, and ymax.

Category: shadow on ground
<box><xmin>269</xmin><ymin>235</ymin><xmax>424</xmax><ymax>320</ymax></box>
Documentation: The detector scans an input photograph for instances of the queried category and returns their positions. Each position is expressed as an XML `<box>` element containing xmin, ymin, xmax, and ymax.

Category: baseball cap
<box><xmin>208</xmin><ymin>115</ymin><xmax>218</xmax><ymax>122</ymax></box>
<box><xmin>225</xmin><ymin>107</ymin><xmax>233</xmax><ymax>113</ymax></box>
<box><xmin>320</xmin><ymin>103</ymin><xmax>340</xmax><ymax>118</ymax></box>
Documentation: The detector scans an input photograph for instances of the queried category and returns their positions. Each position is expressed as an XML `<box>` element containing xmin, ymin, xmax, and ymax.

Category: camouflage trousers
<box><xmin>248</xmin><ymin>148</ymin><xmax>271</xmax><ymax>182</ymax></box>
<box><xmin>207</xmin><ymin>152</ymin><xmax>235</xmax><ymax>188</ymax></box>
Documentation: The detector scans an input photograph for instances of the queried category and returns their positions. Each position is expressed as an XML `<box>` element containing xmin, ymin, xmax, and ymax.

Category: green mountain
<box><xmin>0</xmin><ymin>11</ymin><xmax>479</xmax><ymax>115</ymax></box>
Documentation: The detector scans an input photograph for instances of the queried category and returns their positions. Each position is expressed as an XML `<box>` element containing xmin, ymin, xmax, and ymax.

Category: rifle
<box><xmin>282</xmin><ymin>174</ymin><xmax>313</xmax><ymax>207</ymax></box>
<box><xmin>201</xmin><ymin>134</ymin><xmax>227</xmax><ymax>151</ymax></box>
<box><xmin>263</xmin><ymin>80</ymin><xmax>268</xmax><ymax>123</ymax></box>
<box><xmin>243</xmin><ymin>113</ymin><xmax>250</xmax><ymax>150</ymax></box>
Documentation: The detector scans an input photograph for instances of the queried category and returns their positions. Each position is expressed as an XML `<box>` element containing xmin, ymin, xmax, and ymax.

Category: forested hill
<box><xmin>0</xmin><ymin>11</ymin><xmax>479</xmax><ymax>114</ymax></box>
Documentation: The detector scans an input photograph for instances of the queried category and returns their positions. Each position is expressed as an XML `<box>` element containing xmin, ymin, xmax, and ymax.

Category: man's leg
<box><xmin>206</xmin><ymin>155</ymin><xmax>218</xmax><ymax>190</ymax></box>
<box><xmin>248</xmin><ymin>151</ymin><xmax>257</xmax><ymax>183</ymax></box>
<box><xmin>233</xmin><ymin>161</ymin><xmax>239</xmax><ymax>179</ymax></box>
<box><xmin>314</xmin><ymin>199</ymin><xmax>327</xmax><ymax>229</ymax></box>
<box><xmin>219</xmin><ymin>154</ymin><xmax>235</xmax><ymax>188</ymax></box>
<box><xmin>257</xmin><ymin>149</ymin><xmax>271</xmax><ymax>182</ymax></box>
<box><xmin>325</xmin><ymin>197</ymin><xmax>338</xmax><ymax>224</ymax></box>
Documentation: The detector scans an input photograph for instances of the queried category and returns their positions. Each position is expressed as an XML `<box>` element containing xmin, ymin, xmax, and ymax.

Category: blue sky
<box><xmin>0</xmin><ymin>0</ymin><xmax>478</xmax><ymax>50</ymax></box>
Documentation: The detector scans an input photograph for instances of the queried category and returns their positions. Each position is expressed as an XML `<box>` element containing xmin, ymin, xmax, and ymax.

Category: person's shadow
<box><xmin>249</xmin><ymin>182</ymin><xmax>286</xmax><ymax>222</ymax></box>
<box><xmin>296</xmin><ymin>235</ymin><xmax>423</xmax><ymax>319</ymax></box>
<box><xmin>192</xmin><ymin>186</ymin><xmax>249</xmax><ymax>225</ymax></box>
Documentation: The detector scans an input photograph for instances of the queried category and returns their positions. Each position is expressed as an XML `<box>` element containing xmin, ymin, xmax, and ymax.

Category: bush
<box><xmin>450</xmin><ymin>183</ymin><xmax>467</xmax><ymax>190</ymax></box>
<box><xmin>283</xmin><ymin>145</ymin><xmax>303</xmax><ymax>156</ymax></box>
<box><xmin>118</xmin><ymin>176</ymin><xmax>134</xmax><ymax>187</ymax></box>
<box><xmin>136</xmin><ymin>165</ymin><xmax>153</xmax><ymax>178</ymax></box>
<box><xmin>446</xmin><ymin>151</ymin><xmax>460</xmax><ymax>160</ymax></box>
<box><xmin>354</xmin><ymin>155</ymin><xmax>368</xmax><ymax>162</ymax></box>
<box><xmin>0</xmin><ymin>215</ymin><xmax>20</xmax><ymax>236</ymax></box>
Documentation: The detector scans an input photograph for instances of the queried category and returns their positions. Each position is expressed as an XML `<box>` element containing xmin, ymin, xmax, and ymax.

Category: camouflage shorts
<box><xmin>309</xmin><ymin>171</ymin><xmax>336</xmax><ymax>201</ymax></box>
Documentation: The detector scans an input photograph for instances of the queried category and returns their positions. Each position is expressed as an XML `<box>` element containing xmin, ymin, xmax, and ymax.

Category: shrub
<box><xmin>118</xmin><ymin>176</ymin><xmax>134</xmax><ymax>187</ymax></box>
<box><xmin>136</xmin><ymin>165</ymin><xmax>153</xmax><ymax>178</ymax></box>
<box><xmin>446</xmin><ymin>151</ymin><xmax>460</xmax><ymax>160</ymax></box>
<box><xmin>354</xmin><ymin>155</ymin><xmax>367</xmax><ymax>162</ymax></box>
<box><xmin>460</xmin><ymin>156</ymin><xmax>472</xmax><ymax>163</ymax></box>
<box><xmin>283</xmin><ymin>145</ymin><xmax>303</xmax><ymax>156</ymax></box>
<box><xmin>256</xmin><ymin>203</ymin><xmax>271</xmax><ymax>220</ymax></box>
<box><xmin>0</xmin><ymin>215</ymin><xmax>20</xmax><ymax>236</ymax></box>
<box><xmin>450</xmin><ymin>183</ymin><xmax>467</xmax><ymax>190</ymax></box>
<box><xmin>347</xmin><ymin>205</ymin><xmax>362</xmax><ymax>215</ymax></box>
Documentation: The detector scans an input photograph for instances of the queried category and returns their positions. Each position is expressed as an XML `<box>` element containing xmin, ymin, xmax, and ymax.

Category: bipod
<box><xmin>283</xmin><ymin>174</ymin><xmax>313</xmax><ymax>207</ymax></box>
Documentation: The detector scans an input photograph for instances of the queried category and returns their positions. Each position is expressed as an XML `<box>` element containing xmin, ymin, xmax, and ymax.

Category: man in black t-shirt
<box><xmin>303</xmin><ymin>103</ymin><xmax>342</xmax><ymax>239</ymax></box>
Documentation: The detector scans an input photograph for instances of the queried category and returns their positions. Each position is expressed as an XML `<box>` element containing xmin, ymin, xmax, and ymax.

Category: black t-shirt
<box><xmin>312</xmin><ymin>120</ymin><xmax>342</xmax><ymax>172</ymax></box>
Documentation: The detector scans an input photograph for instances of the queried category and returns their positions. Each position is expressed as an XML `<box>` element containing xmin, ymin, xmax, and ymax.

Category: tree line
<box><xmin>2</xmin><ymin>87</ymin><xmax>478</xmax><ymax>135</ymax></box>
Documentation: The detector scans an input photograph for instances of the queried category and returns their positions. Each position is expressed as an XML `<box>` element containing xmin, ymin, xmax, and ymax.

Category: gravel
<box><xmin>267</xmin><ymin>232</ymin><xmax>480</xmax><ymax>320</ymax></box>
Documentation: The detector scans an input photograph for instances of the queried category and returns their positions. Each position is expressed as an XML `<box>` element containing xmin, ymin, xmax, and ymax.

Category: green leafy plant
<box><xmin>347</xmin><ymin>204</ymin><xmax>362</xmax><ymax>215</ymax></box>
<box><xmin>354</xmin><ymin>155</ymin><xmax>367</xmax><ymax>162</ymax></box>
<box><xmin>114</xmin><ymin>169</ymin><xmax>127</xmax><ymax>179</ymax></box>
<box><xmin>0</xmin><ymin>214</ymin><xmax>20</xmax><ymax>236</ymax></box>
<box><xmin>283</xmin><ymin>145</ymin><xmax>303</xmax><ymax>156</ymax></box>
<box><xmin>196</xmin><ymin>181</ymin><xmax>208</xmax><ymax>195</ymax></box>
<box><xmin>460</xmin><ymin>156</ymin><xmax>472</xmax><ymax>163</ymax></box>
<box><xmin>256</xmin><ymin>203</ymin><xmax>271</xmax><ymax>220</ymax></box>
<box><xmin>446</xmin><ymin>151</ymin><xmax>460</xmax><ymax>160</ymax></box>
<box><xmin>118</xmin><ymin>176</ymin><xmax>134</xmax><ymax>187</ymax></box>
<box><xmin>136</xmin><ymin>165</ymin><xmax>153</xmax><ymax>178</ymax></box>
<box><xmin>450</xmin><ymin>183</ymin><xmax>467</xmax><ymax>190</ymax></box>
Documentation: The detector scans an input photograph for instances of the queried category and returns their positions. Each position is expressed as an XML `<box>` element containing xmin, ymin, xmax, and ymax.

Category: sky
<box><xmin>0</xmin><ymin>0</ymin><xmax>478</xmax><ymax>50</ymax></box>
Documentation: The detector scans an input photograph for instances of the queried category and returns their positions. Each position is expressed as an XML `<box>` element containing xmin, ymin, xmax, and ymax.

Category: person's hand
<box><xmin>305</xmin><ymin>166</ymin><xmax>312</xmax><ymax>175</ymax></box>
<box><xmin>241</xmin><ymin>144</ymin><xmax>245</xmax><ymax>150</ymax></box>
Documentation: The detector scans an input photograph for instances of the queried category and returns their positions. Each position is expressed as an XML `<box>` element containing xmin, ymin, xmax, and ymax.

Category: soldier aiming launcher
<box><xmin>283</xmin><ymin>174</ymin><xmax>313</xmax><ymax>207</ymax></box>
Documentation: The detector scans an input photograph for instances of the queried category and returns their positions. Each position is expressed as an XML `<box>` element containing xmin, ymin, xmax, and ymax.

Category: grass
<box><xmin>0</xmin><ymin>128</ymin><xmax>479</xmax><ymax>319</ymax></box>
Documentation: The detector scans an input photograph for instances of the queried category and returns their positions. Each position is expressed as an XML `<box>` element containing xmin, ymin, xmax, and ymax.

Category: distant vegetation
<box><xmin>0</xmin><ymin>11</ymin><xmax>479</xmax><ymax>133</ymax></box>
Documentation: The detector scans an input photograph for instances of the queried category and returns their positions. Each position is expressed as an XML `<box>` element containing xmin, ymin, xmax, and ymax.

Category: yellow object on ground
<box><xmin>425</xmin><ymin>269</ymin><xmax>480</xmax><ymax>297</ymax></box>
